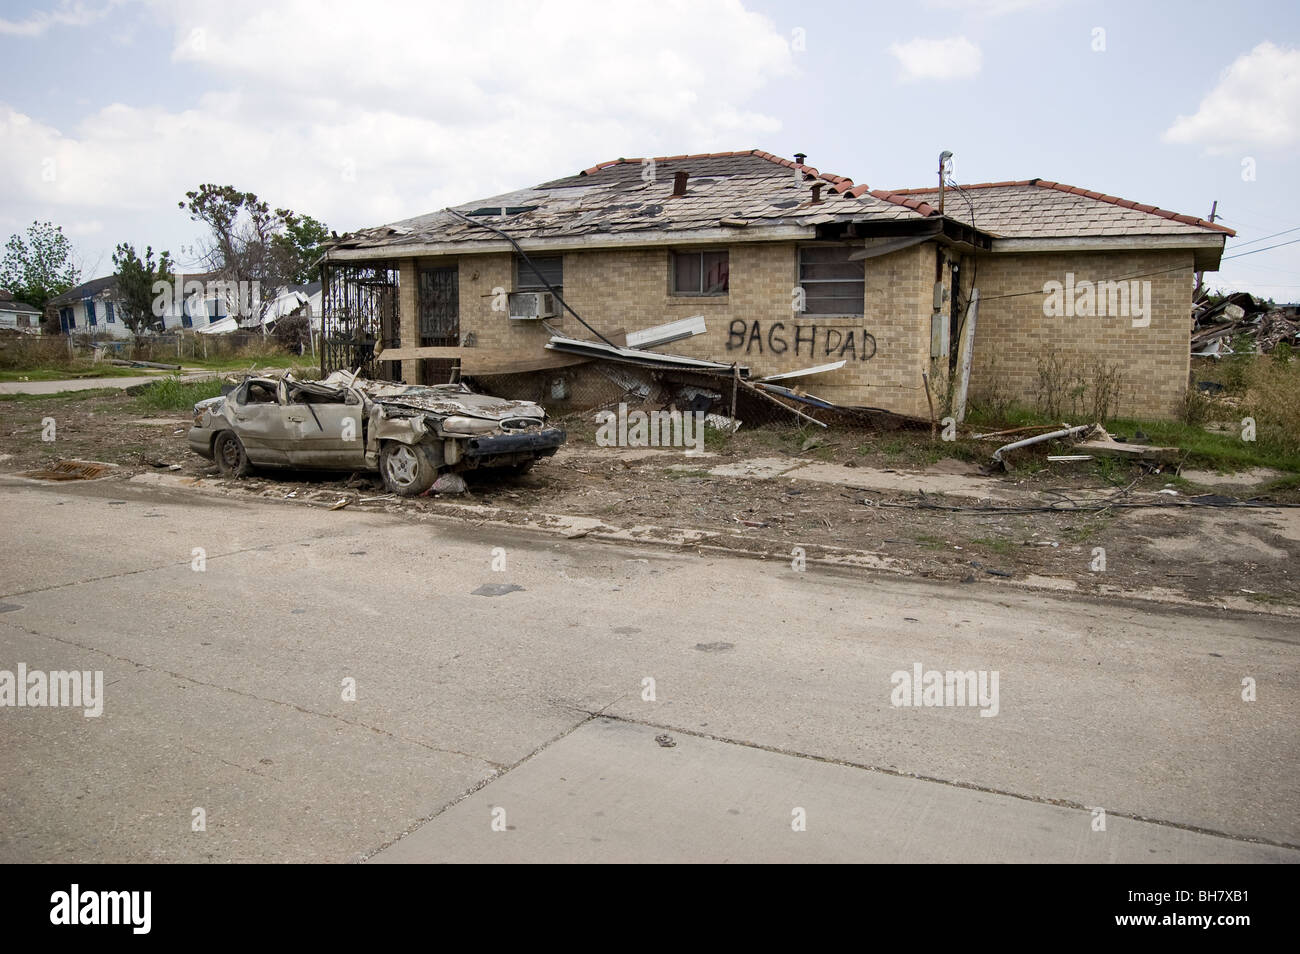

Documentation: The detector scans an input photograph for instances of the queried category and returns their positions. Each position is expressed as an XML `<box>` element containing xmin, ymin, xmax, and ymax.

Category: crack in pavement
<box><xmin>592</xmin><ymin>713</ymin><xmax>1300</xmax><ymax>853</ymax></box>
<box><xmin>0</xmin><ymin>618</ymin><xmax>505</xmax><ymax>772</ymax></box>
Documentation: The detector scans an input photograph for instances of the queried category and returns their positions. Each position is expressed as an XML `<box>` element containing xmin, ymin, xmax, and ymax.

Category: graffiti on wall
<box><xmin>725</xmin><ymin>319</ymin><xmax>877</xmax><ymax>361</ymax></box>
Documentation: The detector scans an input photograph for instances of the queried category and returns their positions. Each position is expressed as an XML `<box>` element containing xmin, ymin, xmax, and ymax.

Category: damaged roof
<box><xmin>325</xmin><ymin>152</ymin><xmax>1234</xmax><ymax>259</ymax></box>
<box><xmin>326</xmin><ymin>150</ymin><xmax>931</xmax><ymax>257</ymax></box>
<box><xmin>882</xmin><ymin>180</ymin><xmax>1236</xmax><ymax>239</ymax></box>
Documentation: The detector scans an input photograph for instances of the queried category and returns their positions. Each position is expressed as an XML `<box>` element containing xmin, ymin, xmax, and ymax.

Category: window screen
<box><xmin>515</xmin><ymin>255</ymin><xmax>563</xmax><ymax>292</ymax></box>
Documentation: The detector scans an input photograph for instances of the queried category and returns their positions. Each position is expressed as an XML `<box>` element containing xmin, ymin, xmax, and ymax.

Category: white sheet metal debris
<box><xmin>755</xmin><ymin>360</ymin><xmax>847</xmax><ymax>383</ymax></box>
<box><xmin>545</xmin><ymin>334</ymin><xmax>746</xmax><ymax>375</ymax></box>
<box><xmin>624</xmin><ymin>315</ymin><xmax>707</xmax><ymax>350</ymax></box>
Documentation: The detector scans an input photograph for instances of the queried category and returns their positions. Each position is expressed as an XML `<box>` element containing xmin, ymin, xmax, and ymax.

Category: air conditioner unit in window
<box><xmin>508</xmin><ymin>291</ymin><xmax>559</xmax><ymax>320</ymax></box>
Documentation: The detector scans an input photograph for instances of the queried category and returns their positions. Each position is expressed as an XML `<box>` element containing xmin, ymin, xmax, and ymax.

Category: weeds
<box><xmin>132</xmin><ymin>376</ymin><xmax>224</xmax><ymax>411</ymax></box>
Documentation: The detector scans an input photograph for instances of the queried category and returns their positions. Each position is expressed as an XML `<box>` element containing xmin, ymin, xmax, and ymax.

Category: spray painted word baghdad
<box><xmin>726</xmin><ymin>320</ymin><xmax>877</xmax><ymax>360</ymax></box>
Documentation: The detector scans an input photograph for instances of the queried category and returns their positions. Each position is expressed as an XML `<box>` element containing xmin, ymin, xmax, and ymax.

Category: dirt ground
<box><xmin>3</xmin><ymin>390</ymin><xmax>1299</xmax><ymax>611</ymax></box>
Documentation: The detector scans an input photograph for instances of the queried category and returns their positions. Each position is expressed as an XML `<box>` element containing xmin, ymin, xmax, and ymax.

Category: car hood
<box><xmin>329</xmin><ymin>375</ymin><xmax>545</xmax><ymax>421</ymax></box>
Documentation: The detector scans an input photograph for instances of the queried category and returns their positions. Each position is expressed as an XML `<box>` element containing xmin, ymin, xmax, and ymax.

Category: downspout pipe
<box><xmin>992</xmin><ymin>423</ymin><xmax>1097</xmax><ymax>466</ymax></box>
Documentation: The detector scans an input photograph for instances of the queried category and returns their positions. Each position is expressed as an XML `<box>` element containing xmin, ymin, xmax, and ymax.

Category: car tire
<box><xmin>380</xmin><ymin>441</ymin><xmax>438</xmax><ymax>496</ymax></box>
<box><xmin>214</xmin><ymin>431</ymin><xmax>252</xmax><ymax>477</ymax></box>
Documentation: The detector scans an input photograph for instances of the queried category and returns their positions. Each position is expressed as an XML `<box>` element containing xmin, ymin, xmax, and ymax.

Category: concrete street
<box><xmin>0</xmin><ymin>474</ymin><xmax>1295</xmax><ymax>862</ymax></box>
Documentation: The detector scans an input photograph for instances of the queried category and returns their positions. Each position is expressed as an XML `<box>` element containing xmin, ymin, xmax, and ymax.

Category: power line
<box><xmin>1224</xmin><ymin>236</ymin><xmax>1300</xmax><ymax>259</ymax></box>
<box><xmin>1225</xmin><ymin>225</ymin><xmax>1300</xmax><ymax>250</ymax></box>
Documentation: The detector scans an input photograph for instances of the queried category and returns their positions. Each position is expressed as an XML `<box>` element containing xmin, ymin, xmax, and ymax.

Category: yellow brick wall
<box><xmin>966</xmin><ymin>249</ymin><xmax>1194</xmax><ymax>420</ymax></box>
<box><xmin>420</xmin><ymin>241</ymin><xmax>935</xmax><ymax>418</ymax></box>
<box><xmin>387</xmin><ymin>242</ymin><xmax>1194</xmax><ymax>421</ymax></box>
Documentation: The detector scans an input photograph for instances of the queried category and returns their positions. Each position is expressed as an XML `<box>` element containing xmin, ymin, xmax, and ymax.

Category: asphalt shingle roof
<box><xmin>886</xmin><ymin>180</ymin><xmax>1234</xmax><ymax>239</ymax></box>
<box><xmin>327</xmin><ymin>154</ymin><xmax>1234</xmax><ymax>255</ymax></box>
<box><xmin>329</xmin><ymin>151</ymin><xmax>926</xmax><ymax>253</ymax></box>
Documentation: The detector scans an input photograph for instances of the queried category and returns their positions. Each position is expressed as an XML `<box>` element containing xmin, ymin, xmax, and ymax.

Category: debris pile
<box><xmin>1191</xmin><ymin>293</ymin><xmax>1300</xmax><ymax>357</ymax></box>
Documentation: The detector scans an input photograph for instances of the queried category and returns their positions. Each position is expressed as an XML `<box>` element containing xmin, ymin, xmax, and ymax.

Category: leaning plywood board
<box><xmin>1075</xmin><ymin>440</ymin><xmax>1179</xmax><ymax>464</ymax></box>
<box><xmin>461</xmin><ymin>351</ymin><xmax>590</xmax><ymax>375</ymax></box>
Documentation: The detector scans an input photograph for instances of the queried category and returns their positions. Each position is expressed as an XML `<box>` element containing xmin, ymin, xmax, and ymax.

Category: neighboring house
<box><xmin>0</xmin><ymin>290</ymin><xmax>42</xmax><ymax>334</ymax></box>
<box><xmin>320</xmin><ymin>150</ymin><xmax>1232</xmax><ymax>420</ymax></box>
<box><xmin>49</xmin><ymin>272</ymin><xmax>235</xmax><ymax>336</ymax></box>
<box><xmin>48</xmin><ymin>276</ymin><xmax>133</xmax><ymax>339</ymax></box>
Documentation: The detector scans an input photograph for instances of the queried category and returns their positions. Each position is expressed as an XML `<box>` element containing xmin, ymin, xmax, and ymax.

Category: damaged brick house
<box><xmin>319</xmin><ymin>150</ymin><xmax>1232</xmax><ymax>420</ymax></box>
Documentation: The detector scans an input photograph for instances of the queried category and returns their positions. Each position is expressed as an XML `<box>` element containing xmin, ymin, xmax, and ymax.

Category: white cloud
<box><xmin>0</xmin><ymin>1</ymin><xmax>118</xmax><ymax>37</ymax></box>
<box><xmin>0</xmin><ymin>0</ymin><xmax>795</xmax><ymax>258</ymax></box>
<box><xmin>1164</xmin><ymin>42</ymin><xmax>1300</xmax><ymax>154</ymax></box>
<box><xmin>889</xmin><ymin>36</ymin><xmax>982</xmax><ymax>82</ymax></box>
<box><xmin>924</xmin><ymin>0</ymin><xmax>1050</xmax><ymax>15</ymax></box>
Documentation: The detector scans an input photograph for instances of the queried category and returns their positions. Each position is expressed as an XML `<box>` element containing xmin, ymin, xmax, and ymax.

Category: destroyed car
<box><xmin>188</xmin><ymin>370</ymin><xmax>566</xmax><ymax>495</ymax></box>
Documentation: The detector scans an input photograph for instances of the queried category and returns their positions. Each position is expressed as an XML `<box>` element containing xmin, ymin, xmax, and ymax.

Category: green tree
<box><xmin>112</xmin><ymin>243</ymin><xmax>174</xmax><ymax>335</ymax></box>
<box><xmin>272</xmin><ymin>213</ymin><xmax>329</xmax><ymax>285</ymax></box>
<box><xmin>0</xmin><ymin>221</ymin><xmax>82</xmax><ymax>326</ymax></box>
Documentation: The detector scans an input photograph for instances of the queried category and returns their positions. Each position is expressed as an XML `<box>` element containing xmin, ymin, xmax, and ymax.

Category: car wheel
<box><xmin>380</xmin><ymin>441</ymin><xmax>437</xmax><ymax>496</ymax></box>
<box><xmin>214</xmin><ymin>431</ymin><xmax>252</xmax><ymax>477</ymax></box>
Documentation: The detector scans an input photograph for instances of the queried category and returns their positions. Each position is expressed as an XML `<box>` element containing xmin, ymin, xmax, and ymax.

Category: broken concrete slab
<box><xmin>782</xmin><ymin>461</ymin><xmax>1011</xmax><ymax>501</ymax></box>
<box><xmin>370</xmin><ymin>718</ymin><xmax>1296</xmax><ymax>864</ymax></box>
<box><xmin>701</xmin><ymin>457</ymin><xmax>804</xmax><ymax>479</ymax></box>
<box><xmin>1180</xmin><ymin>467</ymin><xmax>1285</xmax><ymax>486</ymax></box>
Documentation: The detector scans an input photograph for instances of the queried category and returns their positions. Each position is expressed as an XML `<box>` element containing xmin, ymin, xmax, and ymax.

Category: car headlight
<box><xmin>440</xmin><ymin>416</ymin><xmax>498</xmax><ymax>436</ymax></box>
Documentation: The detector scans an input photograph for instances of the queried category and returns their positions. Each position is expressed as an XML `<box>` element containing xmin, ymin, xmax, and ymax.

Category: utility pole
<box><xmin>1193</xmin><ymin>200</ymin><xmax>1218</xmax><ymax>303</ymax></box>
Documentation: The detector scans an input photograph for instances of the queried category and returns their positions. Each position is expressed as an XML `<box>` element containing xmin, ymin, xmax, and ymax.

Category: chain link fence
<box><xmin>464</xmin><ymin>362</ymin><xmax>909</xmax><ymax>437</ymax></box>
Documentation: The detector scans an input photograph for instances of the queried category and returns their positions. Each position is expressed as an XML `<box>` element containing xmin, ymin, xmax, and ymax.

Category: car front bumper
<box><xmin>462</xmin><ymin>427</ymin><xmax>567</xmax><ymax>460</ymax></box>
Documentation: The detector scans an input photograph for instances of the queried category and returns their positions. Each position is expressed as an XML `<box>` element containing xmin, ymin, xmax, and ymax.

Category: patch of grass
<box><xmin>1106</xmin><ymin>417</ymin><xmax>1300</xmax><ymax>473</ymax></box>
<box><xmin>179</xmin><ymin>355</ymin><xmax>314</xmax><ymax>373</ymax></box>
<box><xmin>913</xmin><ymin>533</ymin><xmax>947</xmax><ymax>550</ymax></box>
<box><xmin>1260</xmin><ymin>473</ymin><xmax>1300</xmax><ymax>493</ymax></box>
<box><xmin>970</xmin><ymin>537</ymin><xmax>1015</xmax><ymax>555</ymax></box>
<box><xmin>666</xmin><ymin>468</ymin><xmax>713</xmax><ymax>479</ymax></box>
<box><xmin>0</xmin><ymin>388</ymin><xmax>123</xmax><ymax>403</ymax></box>
<box><xmin>0</xmin><ymin>365</ymin><xmax>144</xmax><ymax>382</ymax></box>
<box><xmin>132</xmin><ymin>376</ymin><xmax>224</xmax><ymax>412</ymax></box>
<box><xmin>702</xmin><ymin>425</ymin><xmax>733</xmax><ymax>452</ymax></box>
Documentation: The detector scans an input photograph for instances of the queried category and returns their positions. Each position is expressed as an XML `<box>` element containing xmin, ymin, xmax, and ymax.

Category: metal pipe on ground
<box><xmin>992</xmin><ymin>423</ymin><xmax>1096</xmax><ymax>466</ymax></box>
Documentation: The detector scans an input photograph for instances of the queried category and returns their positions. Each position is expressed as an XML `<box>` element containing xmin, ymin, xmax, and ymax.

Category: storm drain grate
<box><xmin>18</xmin><ymin>460</ymin><xmax>116</xmax><ymax>481</ymax></box>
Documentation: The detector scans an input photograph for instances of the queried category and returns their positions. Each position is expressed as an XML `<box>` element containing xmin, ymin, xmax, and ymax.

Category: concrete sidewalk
<box><xmin>0</xmin><ymin>371</ymin><xmax>220</xmax><ymax>395</ymax></box>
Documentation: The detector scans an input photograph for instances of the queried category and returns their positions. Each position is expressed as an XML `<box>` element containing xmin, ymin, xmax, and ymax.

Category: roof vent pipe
<box><xmin>794</xmin><ymin>152</ymin><xmax>807</xmax><ymax>165</ymax></box>
<box><xmin>672</xmin><ymin>170</ymin><xmax>689</xmax><ymax>196</ymax></box>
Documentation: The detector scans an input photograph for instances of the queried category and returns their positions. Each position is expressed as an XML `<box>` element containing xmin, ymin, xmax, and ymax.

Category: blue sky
<box><xmin>2</xmin><ymin>0</ymin><xmax>1298</xmax><ymax>299</ymax></box>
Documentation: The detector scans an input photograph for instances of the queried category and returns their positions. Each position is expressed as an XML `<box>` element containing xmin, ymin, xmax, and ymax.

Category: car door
<box><xmin>282</xmin><ymin>383</ymin><xmax>368</xmax><ymax>469</ymax></box>
<box><xmin>227</xmin><ymin>380</ymin><xmax>293</xmax><ymax>466</ymax></box>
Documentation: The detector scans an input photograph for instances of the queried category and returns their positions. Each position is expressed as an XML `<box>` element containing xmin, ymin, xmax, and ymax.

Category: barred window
<box><xmin>798</xmin><ymin>246</ymin><xmax>864</xmax><ymax>317</ymax></box>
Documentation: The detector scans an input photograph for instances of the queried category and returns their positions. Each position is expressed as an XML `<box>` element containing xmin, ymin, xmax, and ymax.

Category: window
<box><xmin>84</xmin><ymin>299</ymin><xmax>97</xmax><ymax>326</ymax></box>
<box><xmin>798</xmin><ymin>246</ymin><xmax>864</xmax><ymax>316</ymax></box>
<box><xmin>106</xmin><ymin>301</ymin><xmax>115</xmax><ymax>323</ymax></box>
<box><xmin>514</xmin><ymin>255</ymin><xmax>562</xmax><ymax>293</ymax></box>
<box><xmin>59</xmin><ymin>307</ymin><xmax>73</xmax><ymax>332</ymax></box>
<box><xmin>672</xmin><ymin>250</ymin><xmax>728</xmax><ymax>296</ymax></box>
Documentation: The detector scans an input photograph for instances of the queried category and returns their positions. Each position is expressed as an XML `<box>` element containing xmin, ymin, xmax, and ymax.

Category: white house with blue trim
<box><xmin>48</xmin><ymin>273</ymin><xmax>230</xmax><ymax>337</ymax></box>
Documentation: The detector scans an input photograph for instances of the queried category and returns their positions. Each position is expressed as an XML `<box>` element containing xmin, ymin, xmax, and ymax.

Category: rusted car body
<box><xmin>188</xmin><ymin>370</ymin><xmax>565</xmax><ymax>495</ymax></box>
